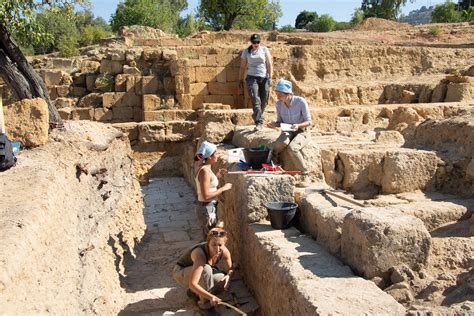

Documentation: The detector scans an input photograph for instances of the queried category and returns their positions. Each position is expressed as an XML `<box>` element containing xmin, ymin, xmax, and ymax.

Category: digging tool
<box><xmin>311</xmin><ymin>188</ymin><xmax>365</xmax><ymax>208</ymax></box>
<box><xmin>218</xmin><ymin>301</ymin><xmax>247</xmax><ymax>315</ymax></box>
<box><xmin>227</xmin><ymin>170</ymin><xmax>304</xmax><ymax>175</ymax></box>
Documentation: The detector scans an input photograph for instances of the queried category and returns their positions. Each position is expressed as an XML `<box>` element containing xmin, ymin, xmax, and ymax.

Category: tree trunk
<box><xmin>0</xmin><ymin>23</ymin><xmax>63</xmax><ymax>129</ymax></box>
<box><xmin>224</xmin><ymin>14</ymin><xmax>238</xmax><ymax>31</ymax></box>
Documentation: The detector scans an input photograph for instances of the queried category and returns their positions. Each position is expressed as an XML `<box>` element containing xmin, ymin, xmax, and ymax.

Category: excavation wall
<box><xmin>0</xmin><ymin>121</ymin><xmax>145</xmax><ymax>314</ymax></box>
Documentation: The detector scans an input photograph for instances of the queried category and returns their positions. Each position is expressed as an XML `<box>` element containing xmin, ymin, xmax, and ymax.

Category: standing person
<box><xmin>267</xmin><ymin>79</ymin><xmax>312</xmax><ymax>187</ymax></box>
<box><xmin>194</xmin><ymin>141</ymin><xmax>232</xmax><ymax>238</ymax></box>
<box><xmin>172</xmin><ymin>222</ymin><xmax>234</xmax><ymax>310</ymax></box>
<box><xmin>239</xmin><ymin>33</ymin><xmax>273</xmax><ymax>131</ymax></box>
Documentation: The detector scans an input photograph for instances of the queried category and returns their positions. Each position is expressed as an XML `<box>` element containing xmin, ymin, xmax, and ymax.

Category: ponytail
<box><xmin>247</xmin><ymin>45</ymin><xmax>252</xmax><ymax>53</ymax></box>
<box><xmin>194</xmin><ymin>153</ymin><xmax>203</xmax><ymax>162</ymax></box>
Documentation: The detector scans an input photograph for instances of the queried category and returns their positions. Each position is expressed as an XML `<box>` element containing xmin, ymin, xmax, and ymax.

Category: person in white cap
<box><xmin>267</xmin><ymin>79</ymin><xmax>312</xmax><ymax>187</ymax></box>
<box><xmin>194</xmin><ymin>141</ymin><xmax>232</xmax><ymax>238</ymax></box>
<box><xmin>239</xmin><ymin>33</ymin><xmax>273</xmax><ymax>131</ymax></box>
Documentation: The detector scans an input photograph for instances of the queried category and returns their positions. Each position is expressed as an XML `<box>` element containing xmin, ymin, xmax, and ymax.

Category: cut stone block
<box><xmin>341</xmin><ymin>207</ymin><xmax>431</xmax><ymax>280</ymax></box>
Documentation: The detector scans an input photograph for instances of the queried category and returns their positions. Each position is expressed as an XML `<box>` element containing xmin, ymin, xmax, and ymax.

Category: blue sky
<box><xmin>91</xmin><ymin>0</ymin><xmax>446</xmax><ymax>26</ymax></box>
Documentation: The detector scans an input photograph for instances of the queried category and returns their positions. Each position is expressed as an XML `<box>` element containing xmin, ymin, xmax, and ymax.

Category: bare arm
<box><xmin>189</xmin><ymin>248</ymin><xmax>221</xmax><ymax>303</ymax></box>
<box><xmin>198</xmin><ymin>168</ymin><xmax>232</xmax><ymax>201</ymax></box>
<box><xmin>266</xmin><ymin>49</ymin><xmax>273</xmax><ymax>80</ymax></box>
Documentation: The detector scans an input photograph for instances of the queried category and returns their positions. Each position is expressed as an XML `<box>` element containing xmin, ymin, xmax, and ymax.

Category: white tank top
<box><xmin>195</xmin><ymin>166</ymin><xmax>218</xmax><ymax>202</ymax></box>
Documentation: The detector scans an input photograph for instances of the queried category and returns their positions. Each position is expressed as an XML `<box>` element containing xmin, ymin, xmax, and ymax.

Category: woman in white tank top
<box><xmin>194</xmin><ymin>142</ymin><xmax>232</xmax><ymax>238</ymax></box>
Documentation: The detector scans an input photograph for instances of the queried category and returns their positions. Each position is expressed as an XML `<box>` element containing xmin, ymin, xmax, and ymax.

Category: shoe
<box><xmin>254</xmin><ymin>124</ymin><xmax>263</xmax><ymax>131</ymax></box>
<box><xmin>187</xmin><ymin>289</ymin><xmax>199</xmax><ymax>302</ymax></box>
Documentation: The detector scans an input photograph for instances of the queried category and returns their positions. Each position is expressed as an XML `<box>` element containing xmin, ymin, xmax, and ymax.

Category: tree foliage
<box><xmin>431</xmin><ymin>0</ymin><xmax>473</xmax><ymax>22</ymax></box>
<box><xmin>295</xmin><ymin>10</ymin><xmax>318</xmax><ymax>29</ymax></box>
<box><xmin>307</xmin><ymin>14</ymin><xmax>337</xmax><ymax>32</ymax></box>
<box><xmin>361</xmin><ymin>0</ymin><xmax>415</xmax><ymax>19</ymax></box>
<box><xmin>351</xmin><ymin>8</ymin><xmax>365</xmax><ymax>25</ymax></box>
<box><xmin>258</xmin><ymin>0</ymin><xmax>283</xmax><ymax>30</ymax></box>
<box><xmin>110</xmin><ymin>0</ymin><xmax>188</xmax><ymax>32</ymax></box>
<box><xmin>198</xmin><ymin>0</ymin><xmax>268</xmax><ymax>31</ymax></box>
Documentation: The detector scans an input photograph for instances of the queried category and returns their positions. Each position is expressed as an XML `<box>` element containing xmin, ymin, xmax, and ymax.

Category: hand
<box><xmin>216</xmin><ymin>168</ymin><xmax>227</xmax><ymax>178</ymax></box>
<box><xmin>291</xmin><ymin>124</ymin><xmax>298</xmax><ymax>130</ymax></box>
<box><xmin>267</xmin><ymin>78</ymin><xmax>272</xmax><ymax>87</ymax></box>
<box><xmin>266</xmin><ymin>121</ymin><xmax>276</xmax><ymax>128</ymax></box>
<box><xmin>210</xmin><ymin>295</ymin><xmax>221</xmax><ymax>306</ymax></box>
<box><xmin>222</xmin><ymin>275</ymin><xmax>231</xmax><ymax>290</ymax></box>
<box><xmin>221</xmin><ymin>183</ymin><xmax>232</xmax><ymax>191</ymax></box>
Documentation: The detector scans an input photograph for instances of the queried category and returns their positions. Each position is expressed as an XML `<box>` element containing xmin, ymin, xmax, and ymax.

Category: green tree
<box><xmin>176</xmin><ymin>14</ymin><xmax>196</xmax><ymax>37</ymax></box>
<box><xmin>307</xmin><ymin>14</ymin><xmax>336</xmax><ymax>32</ymax></box>
<box><xmin>432</xmin><ymin>0</ymin><xmax>463</xmax><ymax>22</ymax></box>
<box><xmin>110</xmin><ymin>0</ymin><xmax>188</xmax><ymax>33</ymax></box>
<box><xmin>295</xmin><ymin>10</ymin><xmax>318</xmax><ymax>29</ymax></box>
<box><xmin>351</xmin><ymin>8</ymin><xmax>365</xmax><ymax>25</ymax></box>
<box><xmin>258</xmin><ymin>0</ymin><xmax>283</xmax><ymax>30</ymax></box>
<box><xmin>198</xmin><ymin>0</ymin><xmax>267</xmax><ymax>31</ymax></box>
<box><xmin>0</xmin><ymin>0</ymin><xmax>88</xmax><ymax>128</ymax></box>
<box><xmin>361</xmin><ymin>0</ymin><xmax>415</xmax><ymax>20</ymax></box>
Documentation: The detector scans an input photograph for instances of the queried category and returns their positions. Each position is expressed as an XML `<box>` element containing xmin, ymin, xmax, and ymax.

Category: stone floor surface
<box><xmin>119</xmin><ymin>177</ymin><xmax>257</xmax><ymax>316</ymax></box>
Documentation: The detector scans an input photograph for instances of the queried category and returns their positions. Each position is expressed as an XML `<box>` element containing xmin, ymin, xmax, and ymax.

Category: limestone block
<box><xmin>112</xmin><ymin>122</ymin><xmax>139</xmax><ymax>142</ymax></box>
<box><xmin>431</xmin><ymin>83</ymin><xmax>447</xmax><ymax>102</ymax></box>
<box><xmin>100</xmin><ymin>59</ymin><xmax>123</xmax><ymax>75</ymax></box>
<box><xmin>56</xmin><ymin>85</ymin><xmax>70</xmax><ymax>98</ymax></box>
<box><xmin>141</xmin><ymin>76</ymin><xmax>163</xmax><ymax>94</ymax></box>
<box><xmin>126</xmin><ymin>76</ymin><xmax>141</xmax><ymax>94</ymax></box>
<box><xmin>163</xmin><ymin>77</ymin><xmax>176</xmax><ymax>94</ymax></box>
<box><xmin>123</xmin><ymin>65</ymin><xmax>141</xmax><ymax>75</ymax></box>
<box><xmin>143</xmin><ymin>95</ymin><xmax>161</xmax><ymax>111</ymax></box>
<box><xmin>72</xmin><ymin>74</ymin><xmax>87</xmax><ymax>88</ymax></box>
<box><xmin>54</xmin><ymin>97</ymin><xmax>76</xmax><ymax>109</ymax></box>
<box><xmin>195</xmin><ymin>67</ymin><xmax>217</xmax><ymax>82</ymax></box>
<box><xmin>72</xmin><ymin>108</ymin><xmax>94</xmax><ymax>120</ymax></box>
<box><xmin>103</xmin><ymin>92</ymin><xmax>125</xmax><ymax>108</ymax></box>
<box><xmin>388</xmin><ymin>201</ymin><xmax>470</xmax><ymax>231</ymax></box>
<box><xmin>208</xmin><ymin>82</ymin><xmax>236</xmax><ymax>95</ymax></box>
<box><xmin>191</xmin><ymin>95</ymin><xmax>205</xmax><ymax>110</ymax></box>
<box><xmin>86</xmin><ymin>74</ymin><xmax>98</xmax><ymax>92</ymax></box>
<box><xmin>175</xmin><ymin>75</ymin><xmax>190</xmax><ymax>94</ymax></box>
<box><xmin>166</xmin><ymin>121</ymin><xmax>197</xmax><ymax>142</ymax></box>
<box><xmin>445</xmin><ymin>82</ymin><xmax>473</xmax><ymax>102</ymax></box>
<box><xmin>138</xmin><ymin>122</ymin><xmax>166</xmax><ymax>143</ymax></box>
<box><xmin>142</xmin><ymin>48</ymin><xmax>162</xmax><ymax>60</ymax></box>
<box><xmin>93</xmin><ymin>108</ymin><xmax>113</xmax><ymax>122</ymax></box>
<box><xmin>189</xmin><ymin>67</ymin><xmax>196</xmax><ymax>83</ymax></box>
<box><xmin>133</xmin><ymin>108</ymin><xmax>142</xmax><ymax>122</ymax></box>
<box><xmin>216</xmin><ymin>55</ymin><xmax>235</xmax><ymax>67</ymax></box>
<box><xmin>320</xmin><ymin>148</ymin><xmax>343</xmax><ymax>188</ymax></box>
<box><xmin>338</xmin><ymin>149</ymin><xmax>385</xmax><ymax>194</ymax></box>
<box><xmin>190</xmin><ymin>83</ymin><xmax>208</xmax><ymax>96</ymax></box>
<box><xmin>4</xmin><ymin>98</ymin><xmax>49</xmax><ymax>147</ymax></box>
<box><xmin>115</xmin><ymin>74</ymin><xmax>127</xmax><ymax>92</ymax></box>
<box><xmin>80</xmin><ymin>60</ymin><xmax>100</xmax><ymax>73</ymax></box>
<box><xmin>162</xmin><ymin>49</ymin><xmax>177</xmax><ymax>61</ymax></box>
<box><xmin>47</xmin><ymin>86</ymin><xmax>58</xmax><ymax>100</ymax></box>
<box><xmin>113</xmin><ymin>107</ymin><xmax>134</xmax><ymax>121</ymax></box>
<box><xmin>244</xmin><ymin>175</ymin><xmax>295</xmax><ymax>222</ymax></box>
<box><xmin>280</xmin><ymin>142</ymin><xmax>324</xmax><ymax>182</ymax></box>
<box><xmin>40</xmin><ymin>69</ymin><xmax>63</xmax><ymax>86</ymax></box>
<box><xmin>216</xmin><ymin>67</ymin><xmax>226</xmax><ymax>83</ymax></box>
<box><xmin>375</xmin><ymin>130</ymin><xmax>405</xmax><ymax>144</ymax></box>
<box><xmin>176</xmin><ymin>94</ymin><xmax>192</xmax><ymax>110</ymax></box>
<box><xmin>71</xmin><ymin>87</ymin><xmax>87</xmax><ymax>98</ymax></box>
<box><xmin>299</xmin><ymin>193</ymin><xmax>352</xmax><ymax>256</ymax></box>
<box><xmin>77</xmin><ymin>93</ymin><xmax>102</xmax><ymax>108</ymax></box>
<box><xmin>401</xmin><ymin>89</ymin><xmax>416</xmax><ymax>103</ymax></box>
<box><xmin>187</xmin><ymin>57</ymin><xmax>207</xmax><ymax>67</ymax></box>
<box><xmin>203</xmin><ymin>95</ymin><xmax>234</xmax><ymax>106</ymax></box>
<box><xmin>381</xmin><ymin>150</ymin><xmax>439</xmax><ymax>194</ymax></box>
<box><xmin>199</xmin><ymin>103</ymin><xmax>231</xmax><ymax>110</ymax></box>
<box><xmin>226</xmin><ymin>67</ymin><xmax>240</xmax><ymax>82</ymax></box>
<box><xmin>108</xmin><ymin>49</ymin><xmax>125</xmax><ymax>61</ymax></box>
<box><xmin>170</xmin><ymin>59</ymin><xmax>191</xmax><ymax>76</ymax></box>
<box><xmin>58</xmin><ymin>107</ymin><xmax>72</xmax><ymax>120</ymax></box>
<box><xmin>341</xmin><ymin>208</ymin><xmax>431</xmax><ymax>279</ymax></box>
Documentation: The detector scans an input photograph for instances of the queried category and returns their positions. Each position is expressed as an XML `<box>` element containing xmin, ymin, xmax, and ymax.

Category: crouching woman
<box><xmin>172</xmin><ymin>222</ymin><xmax>234</xmax><ymax>309</ymax></box>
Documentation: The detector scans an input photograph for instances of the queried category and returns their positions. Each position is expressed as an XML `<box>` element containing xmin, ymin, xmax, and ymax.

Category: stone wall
<box><xmin>0</xmin><ymin>121</ymin><xmax>145</xmax><ymax>314</ymax></box>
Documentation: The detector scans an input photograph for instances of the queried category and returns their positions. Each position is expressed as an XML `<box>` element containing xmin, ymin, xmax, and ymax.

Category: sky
<box><xmin>91</xmin><ymin>0</ymin><xmax>447</xmax><ymax>27</ymax></box>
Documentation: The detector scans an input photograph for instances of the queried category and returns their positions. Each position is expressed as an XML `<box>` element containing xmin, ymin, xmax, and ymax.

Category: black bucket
<box><xmin>243</xmin><ymin>148</ymin><xmax>270</xmax><ymax>170</ymax></box>
<box><xmin>264</xmin><ymin>202</ymin><xmax>297</xmax><ymax>229</ymax></box>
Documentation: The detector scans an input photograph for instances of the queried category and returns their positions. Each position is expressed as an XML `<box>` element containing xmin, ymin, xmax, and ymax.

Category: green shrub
<box><xmin>335</xmin><ymin>21</ymin><xmax>352</xmax><ymax>31</ymax></box>
<box><xmin>57</xmin><ymin>36</ymin><xmax>79</xmax><ymax>57</ymax></box>
<box><xmin>431</xmin><ymin>1</ymin><xmax>463</xmax><ymax>23</ymax></box>
<box><xmin>81</xmin><ymin>25</ymin><xmax>109</xmax><ymax>46</ymax></box>
<box><xmin>279</xmin><ymin>24</ymin><xmax>296</xmax><ymax>32</ymax></box>
<box><xmin>94</xmin><ymin>73</ymin><xmax>114</xmax><ymax>92</ymax></box>
<box><xmin>307</xmin><ymin>14</ymin><xmax>336</xmax><ymax>32</ymax></box>
<box><xmin>428</xmin><ymin>26</ymin><xmax>443</xmax><ymax>36</ymax></box>
<box><xmin>351</xmin><ymin>8</ymin><xmax>365</xmax><ymax>26</ymax></box>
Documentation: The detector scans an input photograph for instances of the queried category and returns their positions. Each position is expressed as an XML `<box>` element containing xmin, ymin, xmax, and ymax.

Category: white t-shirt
<box><xmin>241</xmin><ymin>46</ymin><xmax>269</xmax><ymax>78</ymax></box>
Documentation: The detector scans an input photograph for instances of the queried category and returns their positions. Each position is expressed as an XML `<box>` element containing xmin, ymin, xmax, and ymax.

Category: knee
<box><xmin>202</xmin><ymin>264</ymin><xmax>213</xmax><ymax>276</ymax></box>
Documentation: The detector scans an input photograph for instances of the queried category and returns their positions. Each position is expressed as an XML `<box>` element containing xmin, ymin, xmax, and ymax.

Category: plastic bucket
<box><xmin>264</xmin><ymin>202</ymin><xmax>297</xmax><ymax>229</ymax></box>
<box><xmin>243</xmin><ymin>148</ymin><xmax>270</xmax><ymax>170</ymax></box>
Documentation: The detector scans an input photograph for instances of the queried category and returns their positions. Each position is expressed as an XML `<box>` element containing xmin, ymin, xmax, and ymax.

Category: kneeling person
<box><xmin>172</xmin><ymin>222</ymin><xmax>234</xmax><ymax>309</ymax></box>
<box><xmin>267</xmin><ymin>79</ymin><xmax>312</xmax><ymax>184</ymax></box>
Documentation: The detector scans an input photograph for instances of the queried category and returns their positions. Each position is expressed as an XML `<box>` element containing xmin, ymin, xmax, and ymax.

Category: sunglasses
<box><xmin>252</xmin><ymin>41</ymin><xmax>260</xmax><ymax>44</ymax></box>
<box><xmin>210</xmin><ymin>230</ymin><xmax>227</xmax><ymax>237</ymax></box>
